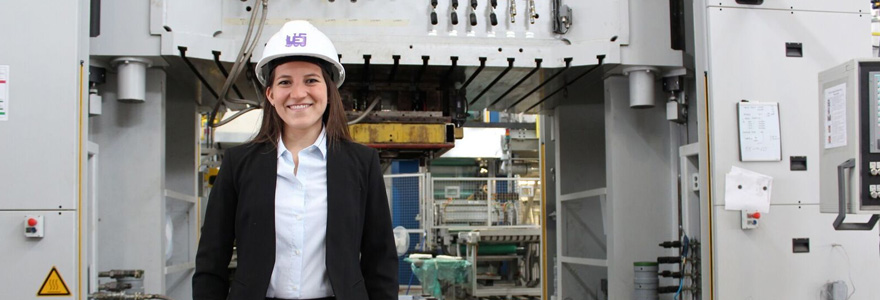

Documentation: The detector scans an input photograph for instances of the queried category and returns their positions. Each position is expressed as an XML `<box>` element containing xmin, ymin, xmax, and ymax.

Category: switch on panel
<box><xmin>25</xmin><ymin>215</ymin><xmax>44</xmax><ymax>238</ymax></box>
<box><xmin>741</xmin><ymin>210</ymin><xmax>760</xmax><ymax>230</ymax></box>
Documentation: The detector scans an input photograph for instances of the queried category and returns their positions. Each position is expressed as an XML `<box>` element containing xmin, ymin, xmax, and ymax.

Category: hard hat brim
<box><xmin>255</xmin><ymin>53</ymin><xmax>345</xmax><ymax>88</ymax></box>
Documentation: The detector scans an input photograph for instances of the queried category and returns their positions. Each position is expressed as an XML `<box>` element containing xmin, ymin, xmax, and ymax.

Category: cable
<box><xmin>673</xmin><ymin>261</ymin><xmax>685</xmax><ymax>300</ymax></box>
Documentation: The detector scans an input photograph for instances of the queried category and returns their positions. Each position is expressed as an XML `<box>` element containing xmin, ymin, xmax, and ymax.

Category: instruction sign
<box><xmin>0</xmin><ymin>65</ymin><xmax>8</xmax><ymax>121</ymax></box>
<box><xmin>824</xmin><ymin>83</ymin><xmax>847</xmax><ymax>149</ymax></box>
<box><xmin>37</xmin><ymin>266</ymin><xmax>71</xmax><ymax>296</ymax></box>
<box><xmin>737</xmin><ymin>101</ymin><xmax>782</xmax><ymax>161</ymax></box>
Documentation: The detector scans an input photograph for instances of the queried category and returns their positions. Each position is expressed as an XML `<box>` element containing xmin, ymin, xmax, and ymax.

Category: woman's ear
<box><xmin>264</xmin><ymin>86</ymin><xmax>274</xmax><ymax>105</ymax></box>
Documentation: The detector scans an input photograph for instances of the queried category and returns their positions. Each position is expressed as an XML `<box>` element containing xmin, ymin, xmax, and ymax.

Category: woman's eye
<box><xmin>306</xmin><ymin>78</ymin><xmax>320</xmax><ymax>84</ymax></box>
<box><xmin>277</xmin><ymin>80</ymin><xmax>291</xmax><ymax>85</ymax></box>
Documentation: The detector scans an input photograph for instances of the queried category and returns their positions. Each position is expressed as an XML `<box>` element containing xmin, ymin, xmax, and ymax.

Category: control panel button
<box><xmin>24</xmin><ymin>215</ymin><xmax>44</xmax><ymax>238</ymax></box>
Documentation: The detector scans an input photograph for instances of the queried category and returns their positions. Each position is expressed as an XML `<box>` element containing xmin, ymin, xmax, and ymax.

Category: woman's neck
<box><xmin>281</xmin><ymin>123</ymin><xmax>322</xmax><ymax>154</ymax></box>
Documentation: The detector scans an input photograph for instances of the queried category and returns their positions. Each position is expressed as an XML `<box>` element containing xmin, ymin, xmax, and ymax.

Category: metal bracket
<box><xmin>552</xmin><ymin>0</ymin><xmax>572</xmax><ymax>34</ymax></box>
<box><xmin>834</xmin><ymin>159</ymin><xmax>880</xmax><ymax>230</ymax></box>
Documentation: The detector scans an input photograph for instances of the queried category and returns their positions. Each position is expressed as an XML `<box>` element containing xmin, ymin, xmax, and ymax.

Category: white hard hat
<box><xmin>255</xmin><ymin>20</ymin><xmax>345</xmax><ymax>87</ymax></box>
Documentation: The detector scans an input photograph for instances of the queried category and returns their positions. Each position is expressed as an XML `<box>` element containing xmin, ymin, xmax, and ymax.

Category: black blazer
<box><xmin>193</xmin><ymin>140</ymin><xmax>398</xmax><ymax>300</ymax></box>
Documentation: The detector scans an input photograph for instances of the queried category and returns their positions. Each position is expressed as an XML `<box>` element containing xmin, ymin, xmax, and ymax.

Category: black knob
<box><xmin>471</xmin><ymin>0</ymin><xmax>478</xmax><ymax>9</ymax></box>
<box><xmin>657</xmin><ymin>256</ymin><xmax>682</xmax><ymax>264</ymax></box>
<box><xmin>451</xmin><ymin>12</ymin><xmax>459</xmax><ymax>25</ymax></box>
<box><xmin>491</xmin><ymin>0</ymin><xmax>497</xmax><ymax>8</ymax></box>
<box><xmin>431</xmin><ymin>0</ymin><xmax>438</xmax><ymax>7</ymax></box>
<box><xmin>470</xmin><ymin>12</ymin><xmax>477</xmax><ymax>26</ymax></box>
<box><xmin>490</xmin><ymin>12</ymin><xmax>498</xmax><ymax>26</ymax></box>
<box><xmin>431</xmin><ymin>11</ymin><xmax>438</xmax><ymax>25</ymax></box>
<box><xmin>659</xmin><ymin>271</ymin><xmax>682</xmax><ymax>278</ymax></box>
<box><xmin>452</xmin><ymin>0</ymin><xmax>459</xmax><ymax>9</ymax></box>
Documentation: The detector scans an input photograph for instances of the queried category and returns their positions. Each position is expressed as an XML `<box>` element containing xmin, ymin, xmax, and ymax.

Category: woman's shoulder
<box><xmin>334</xmin><ymin>139</ymin><xmax>378</xmax><ymax>163</ymax></box>
<box><xmin>222</xmin><ymin>142</ymin><xmax>275</xmax><ymax>162</ymax></box>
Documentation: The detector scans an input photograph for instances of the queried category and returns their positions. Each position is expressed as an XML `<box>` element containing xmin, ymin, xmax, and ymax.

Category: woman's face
<box><xmin>265</xmin><ymin>61</ymin><xmax>328</xmax><ymax>133</ymax></box>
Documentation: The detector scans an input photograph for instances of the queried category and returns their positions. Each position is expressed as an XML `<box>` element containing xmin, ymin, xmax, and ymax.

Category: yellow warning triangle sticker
<box><xmin>37</xmin><ymin>266</ymin><xmax>71</xmax><ymax>296</ymax></box>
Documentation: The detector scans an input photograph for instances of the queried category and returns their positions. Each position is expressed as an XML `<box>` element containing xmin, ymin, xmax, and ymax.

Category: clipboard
<box><xmin>736</xmin><ymin>101</ymin><xmax>782</xmax><ymax>161</ymax></box>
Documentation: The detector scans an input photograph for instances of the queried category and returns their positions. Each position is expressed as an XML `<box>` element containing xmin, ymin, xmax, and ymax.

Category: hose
<box><xmin>208</xmin><ymin>0</ymin><xmax>268</xmax><ymax>128</ymax></box>
<box><xmin>347</xmin><ymin>96</ymin><xmax>382</xmax><ymax>125</ymax></box>
<box><xmin>212</xmin><ymin>107</ymin><xmax>259</xmax><ymax>127</ymax></box>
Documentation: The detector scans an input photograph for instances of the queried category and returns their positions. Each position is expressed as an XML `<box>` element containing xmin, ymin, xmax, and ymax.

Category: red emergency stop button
<box><xmin>27</xmin><ymin>218</ymin><xmax>37</xmax><ymax>226</ymax></box>
<box><xmin>749</xmin><ymin>212</ymin><xmax>761</xmax><ymax>219</ymax></box>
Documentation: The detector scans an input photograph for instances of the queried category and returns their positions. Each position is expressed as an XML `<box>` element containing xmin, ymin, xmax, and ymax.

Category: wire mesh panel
<box><xmin>431</xmin><ymin>177</ymin><xmax>542</xmax><ymax>227</ymax></box>
<box><xmin>385</xmin><ymin>173</ymin><xmax>425</xmax><ymax>287</ymax></box>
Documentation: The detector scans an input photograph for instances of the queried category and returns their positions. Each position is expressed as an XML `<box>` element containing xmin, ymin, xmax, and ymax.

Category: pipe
<box><xmin>415</xmin><ymin>56</ymin><xmax>430</xmax><ymax>84</ymax></box>
<box><xmin>461</xmin><ymin>57</ymin><xmax>487</xmax><ymax>90</ymax></box>
<box><xmin>363</xmin><ymin>55</ymin><xmax>371</xmax><ymax>84</ymax></box>
<box><xmin>443</xmin><ymin>56</ymin><xmax>459</xmax><ymax>84</ymax></box>
<box><xmin>212</xmin><ymin>107</ymin><xmax>259</xmax><ymax>127</ymax></box>
<box><xmin>211</xmin><ymin>51</ymin><xmax>244</xmax><ymax>99</ymax></box>
<box><xmin>526</xmin><ymin>55</ymin><xmax>604</xmax><ymax>112</ymax></box>
<box><xmin>470</xmin><ymin>57</ymin><xmax>515</xmax><ymax>106</ymax></box>
<box><xmin>89</xmin><ymin>292</ymin><xmax>173</xmax><ymax>300</ymax></box>
<box><xmin>493</xmin><ymin>58</ymin><xmax>542</xmax><ymax>109</ymax></box>
<box><xmin>388</xmin><ymin>55</ymin><xmax>400</xmax><ymax>82</ymax></box>
<box><xmin>178</xmin><ymin>47</ymin><xmax>220</xmax><ymax>100</ymax></box>
<box><xmin>508</xmin><ymin>57</ymin><xmax>572</xmax><ymax>110</ymax></box>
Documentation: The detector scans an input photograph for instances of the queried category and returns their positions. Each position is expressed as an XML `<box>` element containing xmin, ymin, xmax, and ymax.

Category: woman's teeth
<box><xmin>287</xmin><ymin>104</ymin><xmax>311</xmax><ymax>110</ymax></box>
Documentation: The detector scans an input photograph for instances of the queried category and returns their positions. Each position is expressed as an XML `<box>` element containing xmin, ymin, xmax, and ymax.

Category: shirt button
<box><xmin>292</xmin><ymin>285</ymin><xmax>299</xmax><ymax>291</ymax></box>
<box><xmin>295</xmin><ymin>214</ymin><xmax>303</xmax><ymax>221</ymax></box>
<box><xmin>295</xmin><ymin>249</ymin><xmax>302</xmax><ymax>255</ymax></box>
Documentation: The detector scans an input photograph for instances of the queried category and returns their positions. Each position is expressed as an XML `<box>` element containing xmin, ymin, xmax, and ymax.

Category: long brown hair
<box><xmin>250</xmin><ymin>57</ymin><xmax>351</xmax><ymax>149</ymax></box>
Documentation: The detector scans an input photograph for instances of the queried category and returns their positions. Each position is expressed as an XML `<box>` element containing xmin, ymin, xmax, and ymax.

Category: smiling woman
<box><xmin>252</xmin><ymin>55</ymin><xmax>351</xmax><ymax>152</ymax></box>
<box><xmin>193</xmin><ymin>20</ymin><xmax>398</xmax><ymax>300</ymax></box>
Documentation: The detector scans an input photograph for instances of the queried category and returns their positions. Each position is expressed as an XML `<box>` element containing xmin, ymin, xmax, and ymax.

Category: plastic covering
<box><xmin>404</xmin><ymin>257</ymin><xmax>472</xmax><ymax>299</ymax></box>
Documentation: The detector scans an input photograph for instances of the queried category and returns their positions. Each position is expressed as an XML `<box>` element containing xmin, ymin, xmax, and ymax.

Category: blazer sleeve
<box><xmin>193</xmin><ymin>149</ymin><xmax>238</xmax><ymax>300</ymax></box>
<box><xmin>360</xmin><ymin>150</ymin><xmax>399</xmax><ymax>299</ymax></box>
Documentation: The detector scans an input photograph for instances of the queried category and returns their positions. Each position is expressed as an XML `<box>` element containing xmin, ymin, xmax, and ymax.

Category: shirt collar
<box><xmin>276</xmin><ymin>127</ymin><xmax>327</xmax><ymax>159</ymax></box>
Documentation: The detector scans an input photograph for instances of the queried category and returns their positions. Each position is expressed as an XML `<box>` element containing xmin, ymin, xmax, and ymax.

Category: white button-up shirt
<box><xmin>266</xmin><ymin>129</ymin><xmax>333</xmax><ymax>299</ymax></box>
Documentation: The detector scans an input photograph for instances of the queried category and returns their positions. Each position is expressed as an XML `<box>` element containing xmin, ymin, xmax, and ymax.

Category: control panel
<box><xmin>741</xmin><ymin>210</ymin><xmax>761</xmax><ymax>230</ymax></box>
<box><xmin>819</xmin><ymin>59</ymin><xmax>880</xmax><ymax>215</ymax></box>
<box><xmin>24</xmin><ymin>215</ymin><xmax>44</xmax><ymax>238</ymax></box>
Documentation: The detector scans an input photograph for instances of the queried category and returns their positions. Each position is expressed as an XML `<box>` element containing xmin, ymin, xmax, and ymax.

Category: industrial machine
<box><xmin>421</xmin><ymin>176</ymin><xmax>542</xmax><ymax>299</ymax></box>
<box><xmin>5</xmin><ymin>1</ymin><xmax>880</xmax><ymax>300</ymax></box>
<box><xmin>819</xmin><ymin>59</ymin><xmax>880</xmax><ymax>230</ymax></box>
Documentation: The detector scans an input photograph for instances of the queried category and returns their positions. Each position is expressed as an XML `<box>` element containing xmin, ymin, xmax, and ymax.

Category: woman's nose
<box><xmin>289</xmin><ymin>83</ymin><xmax>308</xmax><ymax>99</ymax></box>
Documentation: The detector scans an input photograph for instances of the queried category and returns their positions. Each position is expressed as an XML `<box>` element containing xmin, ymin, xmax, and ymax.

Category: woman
<box><xmin>193</xmin><ymin>20</ymin><xmax>398</xmax><ymax>300</ymax></box>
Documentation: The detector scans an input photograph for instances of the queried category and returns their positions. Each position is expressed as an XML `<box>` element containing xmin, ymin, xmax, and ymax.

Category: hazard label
<box><xmin>37</xmin><ymin>266</ymin><xmax>71</xmax><ymax>296</ymax></box>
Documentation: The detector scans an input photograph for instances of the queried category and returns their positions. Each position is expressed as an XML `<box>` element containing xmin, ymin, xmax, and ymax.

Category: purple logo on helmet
<box><xmin>285</xmin><ymin>33</ymin><xmax>307</xmax><ymax>47</ymax></box>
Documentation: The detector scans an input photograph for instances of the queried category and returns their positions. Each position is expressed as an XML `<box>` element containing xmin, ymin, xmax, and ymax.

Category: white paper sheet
<box><xmin>724</xmin><ymin>166</ymin><xmax>772</xmax><ymax>213</ymax></box>
<box><xmin>737</xmin><ymin>102</ymin><xmax>781</xmax><ymax>161</ymax></box>
<box><xmin>824</xmin><ymin>83</ymin><xmax>847</xmax><ymax>149</ymax></box>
